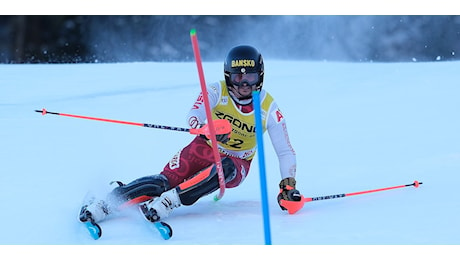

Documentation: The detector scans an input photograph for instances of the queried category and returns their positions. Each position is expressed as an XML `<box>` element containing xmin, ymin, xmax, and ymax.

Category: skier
<box><xmin>80</xmin><ymin>45</ymin><xmax>302</xmax><ymax>226</ymax></box>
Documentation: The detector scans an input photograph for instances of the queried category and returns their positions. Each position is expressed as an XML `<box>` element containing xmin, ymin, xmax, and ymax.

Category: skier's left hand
<box><xmin>277</xmin><ymin>177</ymin><xmax>302</xmax><ymax>211</ymax></box>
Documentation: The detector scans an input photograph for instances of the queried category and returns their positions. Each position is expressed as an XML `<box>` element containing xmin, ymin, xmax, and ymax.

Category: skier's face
<box><xmin>230</xmin><ymin>73</ymin><xmax>259</xmax><ymax>99</ymax></box>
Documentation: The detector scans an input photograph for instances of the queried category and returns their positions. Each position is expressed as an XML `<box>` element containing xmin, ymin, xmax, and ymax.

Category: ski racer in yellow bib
<box><xmin>205</xmin><ymin>80</ymin><xmax>273</xmax><ymax>161</ymax></box>
<box><xmin>79</xmin><ymin>45</ymin><xmax>303</xmax><ymax>227</ymax></box>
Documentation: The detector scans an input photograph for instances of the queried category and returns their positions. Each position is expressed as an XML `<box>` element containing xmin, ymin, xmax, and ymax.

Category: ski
<box><xmin>79</xmin><ymin>204</ymin><xmax>103</xmax><ymax>240</ymax></box>
<box><xmin>82</xmin><ymin>218</ymin><xmax>103</xmax><ymax>240</ymax></box>
<box><xmin>78</xmin><ymin>203</ymin><xmax>172</xmax><ymax>240</ymax></box>
<box><xmin>152</xmin><ymin>221</ymin><xmax>173</xmax><ymax>240</ymax></box>
<box><xmin>139</xmin><ymin>203</ymin><xmax>173</xmax><ymax>240</ymax></box>
<box><xmin>79</xmin><ymin>215</ymin><xmax>171</xmax><ymax>240</ymax></box>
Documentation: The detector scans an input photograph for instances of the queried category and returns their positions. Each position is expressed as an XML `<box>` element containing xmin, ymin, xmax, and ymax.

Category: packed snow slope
<box><xmin>1</xmin><ymin>60</ymin><xmax>459</xmax><ymax>250</ymax></box>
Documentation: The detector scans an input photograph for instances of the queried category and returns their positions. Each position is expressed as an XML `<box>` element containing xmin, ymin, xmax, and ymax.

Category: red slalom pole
<box><xmin>35</xmin><ymin>108</ymin><xmax>231</xmax><ymax>136</ymax></box>
<box><xmin>280</xmin><ymin>180</ymin><xmax>423</xmax><ymax>214</ymax></box>
<box><xmin>190</xmin><ymin>29</ymin><xmax>226</xmax><ymax>201</ymax></box>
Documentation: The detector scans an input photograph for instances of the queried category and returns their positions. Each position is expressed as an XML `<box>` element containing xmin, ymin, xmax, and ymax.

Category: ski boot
<box><xmin>79</xmin><ymin>199</ymin><xmax>110</xmax><ymax>240</ymax></box>
<box><xmin>139</xmin><ymin>188</ymin><xmax>181</xmax><ymax>222</ymax></box>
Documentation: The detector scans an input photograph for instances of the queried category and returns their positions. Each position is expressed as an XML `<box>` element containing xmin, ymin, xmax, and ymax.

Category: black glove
<box><xmin>277</xmin><ymin>177</ymin><xmax>301</xmax><ymax>211</ymax></box>
<box><xmin>200</xmin><ymin>134</ymin><xmax>230</xmax><ymax>144</ymax></box>
<box><xmin>200</xmin><ymin>131</ymin><xmax>231</xmax><ymax>144</ymax></box>
<box><xmin>217</xmin><ymin>133</ymin><xmax>230</xmax><ymax>144</ymax></box>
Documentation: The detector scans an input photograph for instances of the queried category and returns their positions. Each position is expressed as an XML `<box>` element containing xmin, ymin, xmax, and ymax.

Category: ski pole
<box><xmin>34</xmin><ymin>108</ymin><xmax>231</xmax><ymax>137</ymax></box>
<box><xmin>280</xmin><ymin>180</ymin><xmax>423</xmax><ymax>214</ymax></box>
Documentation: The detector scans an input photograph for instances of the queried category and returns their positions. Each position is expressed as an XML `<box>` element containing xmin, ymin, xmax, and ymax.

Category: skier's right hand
<box><xmin>200</xmin><ymin>132</ymin><xmax>231</xmax><ymax>144</ymax></box>
<box><xmin>215</xmin><ymin>132</ymin><xmax>231</xmax><ymax>144</ymax></box>
<box><xmin>198</xmin><ymin>120</ymin><xmax>231</xmax><ymax>144</ymax></box>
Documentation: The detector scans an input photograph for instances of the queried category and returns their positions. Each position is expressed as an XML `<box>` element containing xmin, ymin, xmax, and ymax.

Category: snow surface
<box><xmin>1</xmin><ymin>60</ymin><xmax>459</xmax><ymax>257</ymax></box>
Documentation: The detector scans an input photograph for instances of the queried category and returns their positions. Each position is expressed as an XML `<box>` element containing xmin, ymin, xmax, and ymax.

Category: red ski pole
<box><xmin>34</xmin><ymin>108</ymin><xmax>231</xmax><ymax>137</ymax></box>
<box><xmin>280</xmin><ymin>180</ymin><xmax>423</xmax><ymax>214</ymax></box>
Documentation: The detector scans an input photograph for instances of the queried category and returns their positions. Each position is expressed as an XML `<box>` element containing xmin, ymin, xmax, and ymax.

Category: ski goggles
<box><xmin>230</xmin><ymin>73</ymin><xmax>259</xmax><ymax>86</ymax></box>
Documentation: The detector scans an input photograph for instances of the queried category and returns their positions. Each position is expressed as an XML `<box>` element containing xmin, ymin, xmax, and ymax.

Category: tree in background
<box><xmin>1</xmin><ymin>15</ymin><xmax>458</xmax><ymax>63</ymax></box>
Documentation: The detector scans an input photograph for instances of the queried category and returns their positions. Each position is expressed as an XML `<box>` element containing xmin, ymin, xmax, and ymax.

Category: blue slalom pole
<box><xmin>252</xmin><ymin>90</ymin><xmax>272</xmax><ymax>245</ymax></box>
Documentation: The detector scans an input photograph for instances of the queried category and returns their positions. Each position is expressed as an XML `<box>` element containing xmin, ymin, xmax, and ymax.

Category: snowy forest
<box><xmin>1</xmin><ymin>15</ymin><xmax>459</xmax><ymax>63</ymax></box>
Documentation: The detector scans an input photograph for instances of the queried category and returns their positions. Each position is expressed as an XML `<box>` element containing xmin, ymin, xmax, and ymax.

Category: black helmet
<box><xmin>224</xmin><ymin>45</ymin><xmax>264</xmax><ymax>95</ymax></box>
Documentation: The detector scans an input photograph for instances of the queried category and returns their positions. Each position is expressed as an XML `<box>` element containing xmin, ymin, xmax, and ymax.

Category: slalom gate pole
<box><xmin>190</xmin><ymin>29</ymin><xmax>226</xmax><ymax>201</ymax></box>
<box><xmin>34</xmin><ymin>108</ymin><xmax>231</xmax><ymax>136</ymax></box>
<box><xmin>280</xmin><ymin>180</ymin><xmax>423</xmax><ymax>215</ymax></box>
<box><xmin>252</xmin><ymin>90</ymin><xmax>272</xmax><ymax>245</ymax></box>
